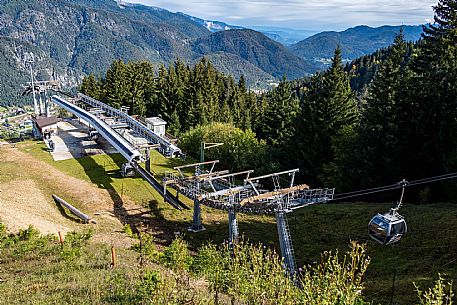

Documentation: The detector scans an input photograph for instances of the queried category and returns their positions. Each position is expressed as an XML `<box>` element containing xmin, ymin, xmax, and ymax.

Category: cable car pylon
<box><xmin>165</xmin><ymin>166</ymin><xmax>334</xmax><ymax>276</ymax></box>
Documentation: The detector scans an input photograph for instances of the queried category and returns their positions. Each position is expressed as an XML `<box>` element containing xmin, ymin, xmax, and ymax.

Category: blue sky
<box><xmin>129</xmin><ymin>0</ymin><xmax>436</xmax><ymax>31</ymax></box>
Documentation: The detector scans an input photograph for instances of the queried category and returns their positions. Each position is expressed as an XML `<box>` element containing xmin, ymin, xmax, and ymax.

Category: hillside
<box><xmin>0</xmin><ymin>0</ymin><xmax>318</xmax><ymax>105</ymax></box>
<box><xmin>290</xmin><ymin>25</ymin><xmax>423</xmax><ymax>61</ymax></box>
<box><xmin>176</xmin><ymin>12</ymin><xmax>244</xmax><ymax>32</ymax></box>
<box><xmin>177</xmin><ymin>13</ymin><xmax>315</xmax><ymax>46</ymax></box>
<box><xmin>192</xmin><ymin>29</ymin><xmax>321</xmax><ymax>79</ymax></box>
<box><xmin>0</xmin><ymin>141</ymin><xmax>456</xmax><ymax>304</ymax></box>
<box><xmin>193</xmin><ymin>51</ymin><xmax>274</xmax><ymax>85</ymax></box>
<box><xmin>0</xmin><ymin>0</ymin><xmax>210</xmax><ymax>104</ymax></box>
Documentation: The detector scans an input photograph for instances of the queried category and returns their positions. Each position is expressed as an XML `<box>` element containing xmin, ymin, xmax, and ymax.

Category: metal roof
<box><xmin>145</xmin><ymin>117</ymin><xmax>166</xmax><ymax>125</ymax></box>
<box><xmin>33</xmin><ymin>116</ymin><xmax>60</xmax><ymax>129</ymax></box>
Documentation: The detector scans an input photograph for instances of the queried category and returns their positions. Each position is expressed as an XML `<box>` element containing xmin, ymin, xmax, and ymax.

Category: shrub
<box><xmin>0</xmin><ymin>222</ymin><xmax>6</xmax><ymax>237</ymax></box>
<box><xmin>17</xmin><ymin>225</ymin><xmax>40</xmax><ymax>241</ymax></box>
<box><xmin>415</xmin><ymin>276</ymin><xmax>454</xmax><ymax>305</ymax></box>
<box><xmin>122</xmin><ymin>224</ymin><xmax>136</xmax><ymax>239</ymax></box>
<box><xmin>131</xmin><ymin>233</ymin><xmax>161</xmax><ymax>264</ymax></box>
<box><xmin>193</xmin><ymin>240</ymin><xmax>371</xmax><ymax>305</ymax></box>
<box><xmin>179</xmin><ymin>123</ymin><xmax>268</xmax><ymax>173</ymax></box>
<box><xmin>0</xmin><ymin>226</ymin><xmax>55</xmax><ymax>258</ymax></box>
<box><xmin>137</xmin><ymin>269</ymin><xmax>161</xmax><ymax>302</ymax></box>
<box><xmin>60</xmin><ymin>230</ymin><xmax>93</xmax><ymax>262</ymax></box>
<box><xmin>298</xmin><ymin>241</ymin><xmax>370</xmax><ymax>305</ymax></box>
<box><xmin>162</xmin><ymin>236</ymin><xmax>192</xmax><ymax>272</ymax></box>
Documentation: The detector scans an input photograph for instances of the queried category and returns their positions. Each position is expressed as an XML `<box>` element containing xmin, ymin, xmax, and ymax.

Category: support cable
<box><xmin>332</xmin><ymin>172</ymin><xmax>457</xmax><ymax>202</ymax></box>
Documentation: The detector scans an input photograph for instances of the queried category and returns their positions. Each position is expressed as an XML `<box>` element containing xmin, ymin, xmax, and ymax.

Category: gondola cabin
<box><xmin>121</xmin><ymin>163</ymin><xmax>136</xmax><ymax>178</ymax></box>
<box><xmin>368</xmin><ymin>209</ymin><xmax>407</xmax><ymax>245</ymax></box>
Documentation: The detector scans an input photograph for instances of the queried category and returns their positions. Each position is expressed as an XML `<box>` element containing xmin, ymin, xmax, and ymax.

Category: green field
<box><xmin>2</xmin><ymin>140</ymin><xmax>457</xmax><ymax>304</ymax></box>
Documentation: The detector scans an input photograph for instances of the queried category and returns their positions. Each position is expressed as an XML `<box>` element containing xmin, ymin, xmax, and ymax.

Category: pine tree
<box><xmin>104</xmin><ymin>59</ymin><xmax>131</xmax><ymax>109</ymax></box>
<box><xmin>293</xmin><ymin>47</ymin><xmax>358</xmax><ymax>185</ymax></box>
<box><xmin>335</xmin><ymin>31</ymin><xmax>411</xmax><ymax>188</ymax></box>
<box><xmin>128</xmin><ymin>61</ymin><xmax>154</xmax><ymax>116</ymax></box>
<box><xmin>321</xmin><ymin>46</ymin><xmax>358</xmax><ymax>132</ymax></box>
<box><xmin>260</xmin><ymin>76</ymin><xmax>299</xmax><ymax>147</ymax></box>
<box><xmin>408</xmin><ymin>0</ymin><xmax>457</xmax><ymax>180</ymax></box>
<box><xmin>79</xmin><ymin>74</ymin><xmax>101</xmax><ymax>100</ymax></box>
<box><xmin>168</xmin><ymin>109</ymin><xmax>182</xmax><ymax>136</ymax></box>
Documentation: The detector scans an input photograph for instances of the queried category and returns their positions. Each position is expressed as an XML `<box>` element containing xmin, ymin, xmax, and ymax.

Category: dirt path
<box><xmin>0</xmin><ymin>144</ymin><xmax>140</xmax><ymax>247</ymax></box>
<box><xmin>0</xmin><ymin>179</ymin><xmax>75</xmax><ymax>235</ymax></box>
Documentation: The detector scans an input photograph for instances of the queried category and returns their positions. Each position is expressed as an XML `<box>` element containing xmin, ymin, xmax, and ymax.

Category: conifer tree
<box><xmin>349</xmin><ymin>30</ymin><xmax>410</xmax><ymax>187</ymax></box>
<box><xmin>128</xmin><ymin>61</ymin><xmax>154</xmax><ymax>116</ymax></box>
<box><xmin>79</xmin><ymin>74</ymin><xmax>101</xmax><ymax>100</ymax></box>
<box><xmin>168</xmin><ymin>110</ymin><xmax>181</xmax><ymax>136</ymax></box>
<box><xmin>260</xmin><ymin>76</ymin><xmax>299</xmax><ymax>147</ymax></box>
<box><xmin>408</xmin><ymin>0</ymin><xmax>457</xmax><ymax>181</ymax></box>
<box><xmin>321</xmin><ymin>46</ymin><xmax>358</xmax><ymax>132</ymax></box>
<box><xmin>104</xmin><ymin>59</ymin><xmax>131</xmax><ymax>109</ymax></box>
<box><xmin>293</xmin><ymin>47</ymin><xmax>358</xmax><ymax>185</ymax></box>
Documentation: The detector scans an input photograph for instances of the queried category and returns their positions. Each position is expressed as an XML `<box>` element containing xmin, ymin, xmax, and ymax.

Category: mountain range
<box><xmin>0</xmin><ymin>0</ymin><xmax>424</xmax><ymax>104</ymax></box>
<box><xmin>289</xmin><ymin>25</ymin><xmax>423</xmax><ymax>62</ymax></box>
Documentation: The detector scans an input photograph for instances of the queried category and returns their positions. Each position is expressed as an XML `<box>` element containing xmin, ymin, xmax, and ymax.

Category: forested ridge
<box><xmin>0</xmin><ymin>0</ymin><xmax>431</xmax><ymax>107</ymax></box>
<box><xmin>79</xmin><ymin>0</ymin><xmax>457</xmax><ymax>202</ymax></box>
<box><xmin>0</xmin><ymin>0</ymin><xmax>315</xmax><ymax>105</ymax></box>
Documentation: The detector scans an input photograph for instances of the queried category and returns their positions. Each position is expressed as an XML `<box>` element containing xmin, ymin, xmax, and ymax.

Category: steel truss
<box><xmin>165</xmin><ymin>165</ymin><xmax>335</xmax><ymax>275</ymax></box>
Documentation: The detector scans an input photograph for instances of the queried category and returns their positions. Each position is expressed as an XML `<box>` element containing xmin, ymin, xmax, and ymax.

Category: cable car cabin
<box><xmin>121</xmin><ymin>163</ymin><xmax>136</xmax><ymax>178</ymax></box>
<box><xmin>368</xmin><ymin>210</ymin><xmax>407</xmax><ymax>245</ymax></box>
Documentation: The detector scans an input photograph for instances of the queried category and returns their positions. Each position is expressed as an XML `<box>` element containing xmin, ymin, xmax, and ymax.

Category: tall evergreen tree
<box><xmin>260</xmin><ymin>76</ymin><xmax>299</xmax><ymax>147</ymax></box>
<box><xmin>408</xmin><ymin>0</ymin><xmax>457</xmax><ymax>180</ymax></box>
<box><xmin>79</xmin><ymin>74</ymin><xmax>101</xmax><ymax>100</ymax></box>
<box><xmin>128</xmin><ymin>61</ymin><xmax>154</xmax><ymax>116</ymax></box>
<box><xmin>104</xmin><ymin>59</ymin><xmax>131</xmax><ymax>109</ymax></box>
<box><xmin>346</xmin><ymin>30</ymin><xmax>411</xmax><ymax>188</ymax></box>
<box><xmin>293</xmin><ymin>47</ymin><xmax>358</xmax><ymax>185</ymax></box>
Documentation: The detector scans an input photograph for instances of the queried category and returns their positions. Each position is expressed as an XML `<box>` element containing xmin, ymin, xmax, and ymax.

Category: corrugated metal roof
<box><xmin>33</xmin><ymin>116</ymin><xmax>60</xmax><ymax>129</ymax></box>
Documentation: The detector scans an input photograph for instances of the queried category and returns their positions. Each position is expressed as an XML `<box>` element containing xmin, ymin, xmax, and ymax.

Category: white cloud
<box><xmin>128</xmin><ymin>0</ymin><xmax>436</xmax><ymax>30</ymax></box>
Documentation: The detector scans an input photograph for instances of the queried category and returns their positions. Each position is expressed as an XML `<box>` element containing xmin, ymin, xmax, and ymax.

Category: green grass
<box><xmin>7</xmin><ymin>140</ymin><xmax>457</xmax><ymax>304</ymax></box>
<box><xmin>0</xmin><ymin>229</ymin><xmax>160</xmax><ymax>305</ymax></box>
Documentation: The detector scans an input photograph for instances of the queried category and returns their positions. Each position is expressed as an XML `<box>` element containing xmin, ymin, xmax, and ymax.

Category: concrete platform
<box><xmin>50</xmin><ymin>119</ymin><xmax>117</xmax><ymax>161</ymax></box>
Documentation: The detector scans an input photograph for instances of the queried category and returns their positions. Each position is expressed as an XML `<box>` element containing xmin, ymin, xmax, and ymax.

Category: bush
<box><xmin>137</xmin><ymin>269</ymin><xmax>161</xmax><ymax>302</ymax></box>
<box><xmin>122</xmin><ymin>224</ymin><xmax>136</xmax><ymax>238</ymax></box>
<box><xmin>60</xmin><ymin>230</ymin><xmax>93</xmax><ymax>262</ymax></box>
<box><xmin>415</xmin><ymin>276</ymin><xmax>454</xmax><ymax>305</ymax></box>
<box><xmin>162</xmin><ymin>236</ymin><xmax>192</xmax><ymax>272</ymax></box>
<box><xmin>299</xmin><ymin>241</ymin><xmax>370</xmax><ymax>304</ymax></box>
<box><xmin>193</xmin><ymin>242</ymin><xmax>230</xmax><ymax>304</ymax></box>
<box><xmin>131</xmin><ymin>233</ymin><xmax>161</xmax><ymax>264</ymax></box>
<box><xmin>0</xmin><ymin>222</ymin><xmax>6</xmax><ymax>237</ymax></box>
<box><xmin>194</xmin><ymin>240</ymin><xmax>371</xmax><ymax>305</ymax></box>
<box><xmin>179</xmin><ymin>123</ymin><xmax>268</xmax><ymax>173</ymax></box>
<box><xmin>17</xmin><ymin>225</ymin><xmax>40</xmax><ymax>241</ymax></box>
<box><xmin>0</xmin><ymin>225</ymin><xmax>56</xmax><ymax>258</ymax></box>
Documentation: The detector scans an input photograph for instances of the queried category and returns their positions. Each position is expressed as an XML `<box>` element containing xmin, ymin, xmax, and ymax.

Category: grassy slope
<box><xmin>2</xmin><ymin>140</ymin><xmax>457</xmax><ymax>304</ymax></box>
<box><xmin>0</xmin><ymin>240</ymin><xmax>138</xmax><ymax>304</ymax></box>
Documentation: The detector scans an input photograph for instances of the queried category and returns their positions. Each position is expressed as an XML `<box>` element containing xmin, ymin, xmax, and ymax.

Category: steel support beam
<box><xmin>145</xmin><ymin>148</ymin><xmax>151</xmax><ymax>173</ymax></box>
<box><xmin>188</xmin><ymin>198</ymin><xmax>205</xmax><ymax>232</ymax></box>
<box><xmin>228</xmin><ymin>207</ymin><xmax>239</xmax><ymax>244</ymax></box>
<box><xmin>276</xmin><ymin>211</ymin><xmax>296</xmax><ymax>276</ymax></box>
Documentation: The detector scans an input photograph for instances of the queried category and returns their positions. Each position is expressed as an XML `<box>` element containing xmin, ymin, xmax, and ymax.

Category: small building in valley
<box><xmin>32</xmin><ymin>116</ymin><xmax>60</xmax><ymax>138</ymax></box>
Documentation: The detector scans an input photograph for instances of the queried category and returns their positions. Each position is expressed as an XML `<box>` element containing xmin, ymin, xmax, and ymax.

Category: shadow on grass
<box><xmin>75</xmin><ymin>153</ymin><xmax>138</xmax><ymax>231</ymax></box>
<box><xmin>71</xmin><ymin>150</ymin><xmax>180</xmax><ymax>244</ymax></box>
<box><xmin>53</xmin><ymin>199</ymin><xmax>85</xmax><ymax>224</ymax></box>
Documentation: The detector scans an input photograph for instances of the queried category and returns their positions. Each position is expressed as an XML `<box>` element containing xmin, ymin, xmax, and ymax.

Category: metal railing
<box><xmin>77</xmin><ymin>93</ymin><xmax>182</xmax><ymax>157</ymax></box>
